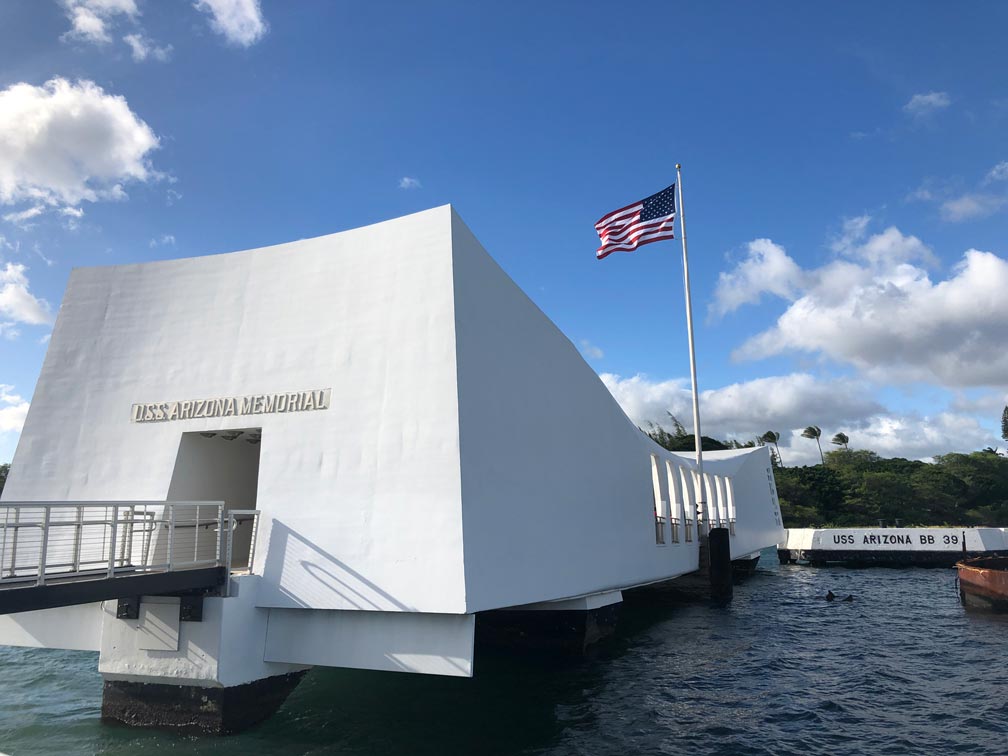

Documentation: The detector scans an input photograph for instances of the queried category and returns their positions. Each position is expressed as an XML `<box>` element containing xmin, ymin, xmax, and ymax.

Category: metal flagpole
<box><xmin>675</xmin><ymin>163</ymin><xmax>707</xmax><ymax>536</ymax></box>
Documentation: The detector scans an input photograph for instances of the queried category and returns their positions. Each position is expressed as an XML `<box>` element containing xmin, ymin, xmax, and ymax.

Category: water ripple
<box><xmin>1</xmin><ymin>552</ymin><xmax>1007</xmax><ymax>754</ymax></box>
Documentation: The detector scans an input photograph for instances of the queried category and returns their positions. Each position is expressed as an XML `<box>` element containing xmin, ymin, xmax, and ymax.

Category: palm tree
<box><xmin>831</xmin><ymin>432</ymin><xmax>849</xmax><ymax>450</ymax></box>
<box><xmin>760</xmin><ymin>430</ymin><xmax>784</xmax><ymax>467</ymax></box>
<box><xmin>802</xmin><ymin>425</ymin><xmax>824</xmax><ymax>464</ymax></box>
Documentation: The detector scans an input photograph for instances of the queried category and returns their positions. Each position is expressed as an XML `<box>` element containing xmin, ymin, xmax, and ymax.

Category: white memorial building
<box><xmin>0</xmin><ymin>206</ymin><xmax>784</xmax><ymax>733</ymax></box>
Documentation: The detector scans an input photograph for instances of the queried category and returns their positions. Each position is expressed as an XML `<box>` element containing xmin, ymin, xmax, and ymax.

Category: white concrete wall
<box><xmin>0</xmin><ymin>602</ymin><xmax>103</xmax><ymax>651</ymax></box>
<box><xmin>4</xmin><ymin>207</ymin><xmax>467</xmax><ymax>615</ymax></box>
<box><xmin>264</xmin><ymin>609</ymin><xmax>474</xmax><ymax>677</ymax></box>
<box><xmin>670</xmin><ymin>447</ymin><xmax>786</xmax><ymax>559</ymax></box>
<box><xmin>3</xmin><ymin>206</ymin><xmax>785</xmax><ymax>644</ymax></box>
<box><xmin>99</xmin><ymin>575</ymin><xmax>305</xmax><ymax>687</ymax></box>
<box><xmin>451</xmin><ymin>211</ymin><xmax>738</xmax><ymax>612</ymax></box>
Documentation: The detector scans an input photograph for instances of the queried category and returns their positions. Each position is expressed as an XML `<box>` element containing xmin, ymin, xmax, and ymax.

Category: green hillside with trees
<box><xmin>648</xmin><ymin>411</ymin><xmax>1008</xmax><ymax>528</ymax></box>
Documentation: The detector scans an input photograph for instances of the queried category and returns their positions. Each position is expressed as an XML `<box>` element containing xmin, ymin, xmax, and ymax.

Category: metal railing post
<box><xmin>226</xmin><ymin>512</ymin><xmax>235</xmax><ymax>573</ymax></box>
<box><xmin>193</xmin><ymin>504</ymin><xmax>200</xmax><ymax>566</ymax></box>
<box><xmin>221</xmin><ymin>510</ymin><xmax>235</xmax><ymax>598</ymax></box>
<box><xmin>216</xmin><ymin>504</ymin><xmax>225</xmax><ymax>567</ymax></box>
<box><xmin>8</xmin><ymin>507</ymin><xmax>20</xmax><ymax>578</ymax></box>
<box><xmin>72</xmin><ymin>505</ymin><xmax>83</xmax><ymax>573</ymax></box>
<box><xmin>124</xmin><ymin>505</ymin><xmax>135</xmax><ymax>566</ymax></box>
<box><xmin>0</xmin><ymin>507</ymin><xmax>8</xmax><ymax>578</ymax></box>
<box><xmin>107</xmin><ymin>505</ymin><xmax>118</xmax><ymax>578</ymax></box>
<box><xmin>167</xmin><ymin>503</ymin><xmax>175</xmax><ymax>572</ymax></box>
<box><xmin>248</xmin><ymin>512</ymin><xmax>259</xmax><ymax>572</ymax></box>
<box><xmin>36</xmin><ymin>507</ymin><xmax>51</xmax><ymax>586</ymax></box>
<box><xmin>141</xmin><ymin>510</ymin><xmax>153</xmax><ymax>569</ymax></box>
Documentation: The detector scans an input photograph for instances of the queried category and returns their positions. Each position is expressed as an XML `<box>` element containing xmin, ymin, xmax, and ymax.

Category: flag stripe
<box><xmin>597</xmin><ymin>235</ymin><xmax>676</xmax><ymax>259</ymax></box>
<box><xmin>596</xmin><ymin>224</ymin><xmax>676</xmax><ymax>258</ymax></box>
<box><xmin>598</xmin><ymin>215</ymin><xmax>668</xmax><ymax>244</ymax></box>
<box><xmin>594</xmin><ymin>184</ymin><xmax>676</xmax><ymax>260</ymax></box>
<box><xmin>597</xmin><ymin>233</ymin><xmax>676</xmax><ymax>259</ymax></box>
<box><xmin>597</xmin><ymin>222</ymin><xmax>675</xmax><ymax>255</ymax></box>
<box><xmin>594</xmin><ymin>200</ymin><xmax>644</xmax><ymax>228</ymax></box>
<box><xmin>597</xmin><ymin>222</ymin><xmax>676</xmax><ymax>254</ymax></box>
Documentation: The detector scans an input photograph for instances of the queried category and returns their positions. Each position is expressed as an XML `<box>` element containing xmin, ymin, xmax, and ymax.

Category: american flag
<box><xmin>594</xmin><ymin>184</ymin><xmax>676</xmax><ymax>260</ymax></box>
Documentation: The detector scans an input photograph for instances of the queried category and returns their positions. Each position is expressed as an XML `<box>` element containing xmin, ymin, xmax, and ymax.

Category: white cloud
<box><xmin>32</xmin><ymin>244</ymin><xmax>55</xmax><ymax>267</ymax></box>
<box><xmin>0</xmin><ymin>78</ymin><xmax>159</xmax><ymax>208</ymax></box>
<box><xmin>724</xmin><ymin>221</ymin><xmax>1008</xmax><ymax>387</ymax></box>
<box><xmin>949</xmin><ymin>390</ymin><xmax>1008</xmax><ymax>417</ymax></box>
<box><xmin>123</xmin><ymin>33</ymin><xmax>172</xmax><ymax>62</ymax></box>
<box><xmin>2</xmin><ymin>205</ymin><xmax>45</xmax><ymax>226</ymax></box>
<box><xmin>905</xmin><ymin>184</ymin><xmax>935</xmax><ymax>203</ymax></box>
<box><xmin>600</xmin><ymin>372</ymin><xmax>995</xmax><ymax>464</ymax></box>
<box><xmin>579</xmin><ymin>339</ymin><xmax>604</xmax><ymax>360</ymax></box>
<box><xmin>941</xmin><ymin>193</ymin><xmax>1007</xmax><ymax>222</ymax></box>
<box><xmin>194</xmin><ymin>0</ymin><xmax>268</xmax><ymax>47</ymax></box>
<box><xmin>711</xmin><ymin>238</ymin><xmax>806</xmax><ymax>317</ymax></box>
<box><xmin>600</xmin><ymin>372</ymin><xmax>883</xmax><ymax>444</ymax></box>
<box><xmin>398</xmin><ymin>176</ymin><xmax>422</xmax><ymax>190</ymax></box>
<box><xmin>149</xmin><ymin>234</ymin><xmax>176</xmax><ymax>247</ymax></box>
<box><xmin>829</xmin><ymin>214</ymin><xmax>872</xmax><ymax>254</ymax></box>
<box><xmin>0</xmin><ymin>263</ymin><xmax>53</xmax><ymax>325</ymax></box>
<box><xmin>59</xmin><ymin>206</ymin><xmax>84</xmax><ymax>218</ymax></box>
<box><xmin>825</xmin><ymin>411</ymin><xmax>994</xmax><ymax>463</ymax></box>
<box><xmin>903</xmin><ymin>91</ymin><xmax>951</xmax><ymax>118</ymax></box>
<box><xmin>849</xmin><ymin>129</ymin><xmax>881</xmax><ymax>140</ymax></box>
<box><xmin>0</xmin><ymin>322</ymin><xmax>20</xmax><ymax>340</ymax></box>
<box><xmin>715</xmin><ymin>220</ymin><xmax>934</xmax><ymax>318</ymax></box>
<box><xmin>985</xmin><ymin>161</ymin><xmax>1008</xmax><ymax>184</ymax></box>
<box><xmin>0</xmin><ymin>385</ymin><xmax>29</xmax><ymax>435</ymax></box>
<box><xmin>60</xmin><ymin>0</ymin><xmax>138</xmax><ymax>45</ymax></box>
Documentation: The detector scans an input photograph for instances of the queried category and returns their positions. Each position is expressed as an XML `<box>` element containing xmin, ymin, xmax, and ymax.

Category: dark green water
<box><xmin>2</xmin><ymin>549</ymin><xmax>1007</xmax><ymax>755</ymax></box>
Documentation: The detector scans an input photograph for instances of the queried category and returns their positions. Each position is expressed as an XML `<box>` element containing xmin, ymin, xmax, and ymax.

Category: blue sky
<box><xmin>1</xmin><ymin>1</ymin><xmax>1008</xmax><ymax>464</ymax></box>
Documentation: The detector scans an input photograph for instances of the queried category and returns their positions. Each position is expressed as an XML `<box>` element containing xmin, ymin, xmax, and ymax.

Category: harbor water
<box><xmin>2</xmin><ymin>549</ymin><xmax>1006</xmax><ymax>755</ymax></box>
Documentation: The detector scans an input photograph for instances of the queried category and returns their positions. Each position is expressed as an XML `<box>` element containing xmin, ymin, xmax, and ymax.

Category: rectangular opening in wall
<box><xmin>725</xmin><ymin>479</ymin><xmax>737</xmax><ymax>535</ymax></box>
<box><xmin>665</xmin><ymin>460</ymin><xmax>681</xmax><ymax>543</ymax></box>
<box><xmin>679</xmin><ymin>467</ymin><xmax>694</xmax><ymax>542</ymax></box>
<box><xmin>166</xmin><ymin>428</ymin><xmax>261</xmax><ymax>569</ymax></box>
<box><xmin>650</xmin><ymin>455</ymin><xmax>666</xmax><ymax>545</ymax></box>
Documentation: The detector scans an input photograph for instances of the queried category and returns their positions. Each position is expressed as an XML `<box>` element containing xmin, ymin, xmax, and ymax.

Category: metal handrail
<box><xmin>0</xmin><ymin>501</ymin><xmax>228</xmax><ymax>587</ymax></box>
<box><xmin>222</xmin><ymin>509</ymin><xmax>260</xmax><ymax>597</ymax></box>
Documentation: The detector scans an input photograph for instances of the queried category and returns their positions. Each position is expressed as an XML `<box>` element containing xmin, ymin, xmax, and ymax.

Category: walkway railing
<box><xmin>0</xmin><ymin>502</ymin><xmax>256</xmax><ymax>588</ymax></box>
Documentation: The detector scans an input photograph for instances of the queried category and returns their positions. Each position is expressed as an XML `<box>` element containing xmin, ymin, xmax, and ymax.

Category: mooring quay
<box><xmin>0</xmin><ymin>208</ymin><xmax>784</xmax><ymax>734</ymax></box>
<box><xmin>778</xmin><ymin>527</ymin><xmax>1008</xmax><ymax>567</ymax></box>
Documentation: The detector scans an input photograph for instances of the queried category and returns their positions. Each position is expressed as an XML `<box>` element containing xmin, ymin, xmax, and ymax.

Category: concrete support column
<box><xmin>707</xmin><ymin>527</ymin><xmax>733</xmax><ymax>603</ymax></box>
<box><xmin>101</xmin><ymin>671</ymin><xmax>307</xmax><ymax>735</ymax></box>
<box><xmin>98</xmin><ymin>575</ymin><xmax>309</xmax><ymax>734</ymax></box>
<box><xmin>475</xmin><ymin>590</ymin><xmax>622</xmax><ymax>655</ymax></box>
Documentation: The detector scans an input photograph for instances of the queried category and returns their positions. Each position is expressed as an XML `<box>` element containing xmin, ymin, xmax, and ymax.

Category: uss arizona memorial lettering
<box><xmin>131</xmin><ymin>388</ymin><xmax>331</xmax><ymax>423</ymax></box>
<box><xmin>832</xmin><ymin>533</ymin><xmax>961</xmax><ymax>546</ymax></box>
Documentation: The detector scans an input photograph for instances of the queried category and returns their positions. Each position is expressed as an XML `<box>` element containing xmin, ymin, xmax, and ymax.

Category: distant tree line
<box><xmin>774</xmin><ymin>449</ymin><xmax>1008</xmax><ymax>527</ymax></box>
<box><xmin>648</xmin><ymin>413</ymin><xmax>1008</xmax><ymax>528</ymax></box>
